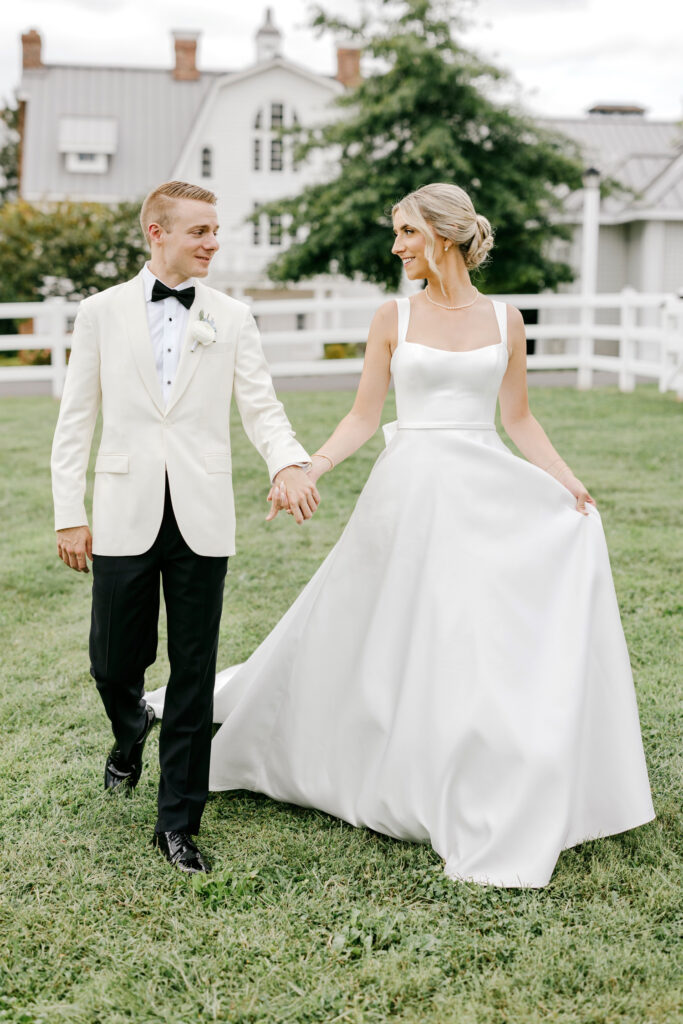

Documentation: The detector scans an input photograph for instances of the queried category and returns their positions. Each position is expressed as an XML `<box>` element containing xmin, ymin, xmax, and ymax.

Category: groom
<box><xmin>51</xmin><ymin>181</ymin><xmax>318</xmax><ymax>874</ymax></box>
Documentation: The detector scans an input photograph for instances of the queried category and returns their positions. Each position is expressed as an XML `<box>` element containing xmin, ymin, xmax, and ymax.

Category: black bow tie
<box><xmin>151</xmin><ymin>279</ymin><xmax>195</xmax><ymax>309</ymax></box>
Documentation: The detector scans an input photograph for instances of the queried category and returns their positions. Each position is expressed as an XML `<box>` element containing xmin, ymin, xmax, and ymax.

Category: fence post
<box><xmin>577</xmin><ymin>168</ymin><xmax>600</xmax><ymax>390</ymax></box>
<box><xmin>48</xmin><ymin>297</ymin><xmax>68</xmax><ymax>399</ymax></box>
<box><xmin>313</xmin><ymin>285</ymin><xmax>327</xmax><ymax>355</ymax></box>
<box><xmin>619</xmin><ymin>287</ymin><xmax>636</xmax><ymax>392</ymax></box>
<box><xmin>577</xmin><ymin>300</ymin><xmax>594</xmax><ymax>390</ymax></box>
<box><xmin>659</xmin><ymin>297</ymin><xmax>683</xmax><ymax>398</ymax></box>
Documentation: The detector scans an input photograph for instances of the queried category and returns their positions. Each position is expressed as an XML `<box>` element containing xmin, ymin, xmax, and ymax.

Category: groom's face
<box><xmin>156</xmin><ymin>199</ymin><xmax>220</xmax><ymax>281</ymax></box>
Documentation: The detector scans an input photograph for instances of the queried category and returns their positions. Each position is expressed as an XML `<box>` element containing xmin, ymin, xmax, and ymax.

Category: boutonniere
<box><xmin>190</xmin><ymin>310</ymin><xmax>217</xmax><ymax>352</ymax></box>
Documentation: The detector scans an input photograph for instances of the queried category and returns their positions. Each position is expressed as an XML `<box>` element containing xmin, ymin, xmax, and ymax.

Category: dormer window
<box><xmin>59</xmin><ymin>116</ymin><xmax>117</xmax><ymax>175</ymax></box>
<box><xmin>201</xmin><ymin>146</ymin><xmax>212</xmax><ymax>178</ymax></box>
<box><xmin>65</xmin><ymin>152</ymin><xmax>108</xmax><ymax>173</ymax></box>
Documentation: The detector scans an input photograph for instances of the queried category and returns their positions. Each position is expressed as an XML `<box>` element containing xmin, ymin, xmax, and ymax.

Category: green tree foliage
<box><xmin>0</xmin><ymin>200</ymin><xmax>147</xmax><ymax>303</ymax></box>
<box><xmin>0</xmin><ymin>100</ymin><xmax>19</xmax><ymax>205</ymax></box>
<box><xmin>261</xmin><ymin>0</ymin><xmax>585</xmax><ymax>293</ymax></box>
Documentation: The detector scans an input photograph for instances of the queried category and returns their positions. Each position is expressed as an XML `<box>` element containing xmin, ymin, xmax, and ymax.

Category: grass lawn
<box><xmin>0</xmin><ymin>387</ymin><xmax>680</xmax><ymax>1024</ymax></box>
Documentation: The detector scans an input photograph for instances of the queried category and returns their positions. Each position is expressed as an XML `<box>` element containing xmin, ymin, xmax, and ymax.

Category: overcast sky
<box><xmin>2</xmin><ymin>0</ymin><xmax>682</xmax><ymax>121</ymax></box>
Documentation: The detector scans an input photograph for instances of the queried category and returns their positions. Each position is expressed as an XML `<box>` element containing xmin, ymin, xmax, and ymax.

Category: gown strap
<box><xmin>395</xmin><ymin>296</ymin><xmax>411</xmax><ymax>347</ymax></box>
<box><xmin>492</xmin><ymin>299</ymin><xmax>508</xmax><ymax>350</ymax></box>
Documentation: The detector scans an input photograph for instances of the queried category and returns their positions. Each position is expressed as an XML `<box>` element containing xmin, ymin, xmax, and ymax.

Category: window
<box><xmin>59</xmin><ymin>116</ymin><xmax>116</xmax><ymax>175</ymax></box>
<box><xmin>253</xmin><ymin>138</ymin><xmax>261</xmax><ymax>171</ymax></box>
<box><xmin>201</xmin><ymin>146</ymin><xmax>212</xmax><ymax>178</ymax></box>
<box><xmin>269</xmin><ymin>215</ymin><xmax>282</xmax><ymax>246</ymax></box>
<box><xmin>254</xmin><ymin>108</ymin><xmax>263</xmax><ymax>130</ymax></box>
<box><xmin>270</xmin><ymin>138</ymin><xmax>283</xmax><ymax>172</ymax></box>
<box><xmin>252</xmin><ymin>204</ymin><xmax>261</xmax><ymax>246</ymax></box>
<box><xmin>296</xmin><ymin>313</ymin><xmax>306</xmax><ymax>331</ymax></box>
<box><xmin>65</xmin><ymin>152</ymin><xmax>108</xmax><ymax>173</ymax></box>
<box><xmin>271</xmin><ymin>103</ymin><xmax>284</xmax><ymax>129</ymax></box>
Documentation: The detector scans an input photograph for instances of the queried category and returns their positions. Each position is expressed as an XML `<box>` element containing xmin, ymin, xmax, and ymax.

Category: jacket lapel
<box><xmin>164</xmin><ymin>284</ymin><xmax>205</xmax><ymax>416</ymax></box>
<box><xmin>123</xmin><ymin>274</ymin><xmax>165</xmax><ymax>415</ymax></box>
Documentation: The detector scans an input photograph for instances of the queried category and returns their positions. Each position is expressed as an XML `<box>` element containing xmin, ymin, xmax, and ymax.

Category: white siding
<box><xmin>173</xmin><ymin>65</ymin><xmax>339</xmax><ymax>288</ymax></box>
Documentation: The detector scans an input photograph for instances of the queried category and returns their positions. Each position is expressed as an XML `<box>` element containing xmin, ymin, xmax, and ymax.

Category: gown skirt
<box><xmin>147</xmin><ymin>298</ymin><xmax>654</xmax><ymax>887</ymax></box>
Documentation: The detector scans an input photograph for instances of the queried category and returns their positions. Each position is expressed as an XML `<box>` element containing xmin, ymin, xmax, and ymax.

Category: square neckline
<box><xmin>401</xmin><ymin>295</ymin><xmax>507</xmax><ymax>356</ymax></box>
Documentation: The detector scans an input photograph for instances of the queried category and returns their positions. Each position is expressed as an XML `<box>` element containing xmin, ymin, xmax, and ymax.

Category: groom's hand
<box><xmin>267</xmin><ymin>467</ymin><xmax>320</xmax><ymax>524</ymax></box>
<box><xmin>56</xmin><ymin>525</ymin><xmax>93</xmax><ymax>573</ymax></box>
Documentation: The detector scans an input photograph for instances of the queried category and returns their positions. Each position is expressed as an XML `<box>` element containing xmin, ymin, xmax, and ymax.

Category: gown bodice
<box><xmin>391</xmin><ymin>297</ymin><xmax>509</xmax><ymax>430</ymax></box>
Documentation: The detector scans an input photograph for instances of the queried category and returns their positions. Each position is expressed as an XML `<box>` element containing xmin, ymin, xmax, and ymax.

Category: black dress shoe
<box><xmin>153</xmin><ymin>830</ymin><xmax>211</xmax><ymax>874</ymax></box>
<box><xmin>104</xmin><ymin>704</ymin><xmax>157</xmax><ymax>793</ymax></box>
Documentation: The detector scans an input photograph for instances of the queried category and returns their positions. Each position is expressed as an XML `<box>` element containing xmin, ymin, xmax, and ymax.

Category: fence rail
<box><xmin>0</xmin><ymin>290</ymin><xmax>682</xmax><ymax>398</ymax></box>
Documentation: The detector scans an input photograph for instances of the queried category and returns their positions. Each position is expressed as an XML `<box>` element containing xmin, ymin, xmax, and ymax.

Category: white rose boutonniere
<box><xmin>190</xmin><ymin>310</ymin><xmax>217</xmax><ymax>352</ymax></box>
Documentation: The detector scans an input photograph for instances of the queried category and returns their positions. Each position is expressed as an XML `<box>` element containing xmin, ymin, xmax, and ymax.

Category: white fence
<box><xmin>1</xmin><ymin>290</ymin><xmax>682</xmax><ymax>398</ymax></box>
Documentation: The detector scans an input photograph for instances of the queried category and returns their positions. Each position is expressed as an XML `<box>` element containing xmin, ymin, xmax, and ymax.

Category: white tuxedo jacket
<box><xmin>51</xmin><ymin>271</ymin><xmax>310</xmax><ymax>556</ymax></box>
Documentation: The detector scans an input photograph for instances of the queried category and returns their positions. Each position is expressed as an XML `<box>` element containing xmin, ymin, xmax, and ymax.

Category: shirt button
<box><xmin>167</xmin><ymin>347</ymin><xmax>171</xmax><ymax>352</ymax></box>
<box><xmin>168</xmin><ymin>317</ymin><xmax>172</xmax><ymax>322</ymax></box>
<box><xmin>167</xmin><ymin>380</ymin><xmax>171</xmax><ymax>385</ymax></box>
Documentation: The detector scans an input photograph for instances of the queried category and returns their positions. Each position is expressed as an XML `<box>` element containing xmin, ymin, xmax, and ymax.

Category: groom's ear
<box><xmin>147</xmin><ymin>222</ymin><xmax>164</xmax><ymax>245</ymax></box>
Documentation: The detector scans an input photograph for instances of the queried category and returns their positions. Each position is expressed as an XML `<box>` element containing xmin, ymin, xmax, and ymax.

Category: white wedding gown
<box><xmin>147</xmin><ymin>297</ymin><xmax>654</xmax><ymax>887</ymax></box>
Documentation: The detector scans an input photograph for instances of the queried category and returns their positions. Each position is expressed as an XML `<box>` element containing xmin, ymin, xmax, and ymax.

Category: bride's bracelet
<box><xmin>312</xmin><ymin>451</ymin><xmax>335</xmax><ymax>471</ymax></box>
<box><xmin>544</xmin><ymin>457</ymin><xmax>565</xmax><ymax>476</ymax></box>
<box><xmin>544</xmin><ymin>457</ymin><xmax>572</xmax><ymax>480</ymax></box>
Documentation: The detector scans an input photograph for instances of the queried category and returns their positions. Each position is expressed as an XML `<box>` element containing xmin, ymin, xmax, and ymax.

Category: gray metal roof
<box><xmin>544</xmin><ymin>115</ymin><xmax>683</xmax><ymax>219</ymax></box>
<box><xmin>20</xmin><ymin>64</ymin><xmax>220</xmax><ymax>202</ymax></box>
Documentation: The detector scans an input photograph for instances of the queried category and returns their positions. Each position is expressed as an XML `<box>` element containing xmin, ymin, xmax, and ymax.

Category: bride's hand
<box><xmin>560</xmin><ymin>472</ymin><xmax>596</xmax><ymax>516</ymax></box>
<box><xmin>265</xmin><ymin>481</ymin><xmax>291</xmax><ymax>521</ymax></box>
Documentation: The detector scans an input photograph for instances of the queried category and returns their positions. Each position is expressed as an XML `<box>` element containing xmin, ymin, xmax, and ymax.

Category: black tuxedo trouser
<box><xmin>89</xmin><ymin>478</ymin><xmax>228</xmax><ymax>834</ymax></box>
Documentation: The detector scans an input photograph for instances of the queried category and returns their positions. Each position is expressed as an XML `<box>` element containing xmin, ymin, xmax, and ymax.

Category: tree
<box><xmin>261</xmin><ymin>0</ymin><xmax>585</xmax><ymax>293</ymax></box>
<box><xmin>0</xmin><ymin>100</ymin><xmax>19</xmax><ymax>205</ymax></box>
<box><xmin>0</xmin><ymin>200</ymin><xmax>148</xmax><ymax>304</ymax></box>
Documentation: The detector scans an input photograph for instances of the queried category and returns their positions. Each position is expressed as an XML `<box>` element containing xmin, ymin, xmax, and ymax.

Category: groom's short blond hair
<box><xmin>140</xmin><ymin>181</ymin><xmax>217</xmax><ymax>246</ymax></box>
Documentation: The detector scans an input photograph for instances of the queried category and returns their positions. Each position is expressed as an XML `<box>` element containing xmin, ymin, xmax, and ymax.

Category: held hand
<box><xmin>266</xmin><ymin>481</ymin><xmax>290</xmax><ymax>521</ymax></box>
<box><xmin>56</xmin><ymin>525</ymin><xmax>93</xmax><ymax>573</ymax></box>
<box><xmin>267</xmin><ymin>466</ymin><xmax>320</xmax><ymax>525</ymax></box>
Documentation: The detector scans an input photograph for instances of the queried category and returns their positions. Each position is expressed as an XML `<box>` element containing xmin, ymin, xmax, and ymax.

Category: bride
<box><xmin>148</xmin><ymin>183</ymin><xmax>654</xmax><ymax>887</ymax></box>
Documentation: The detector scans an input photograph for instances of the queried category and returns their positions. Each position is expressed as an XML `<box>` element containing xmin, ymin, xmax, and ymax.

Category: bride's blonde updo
<box><xmin>392</xmin><ymin>183</ymin><xmax>494</xmax><ymax>287</ymax></box>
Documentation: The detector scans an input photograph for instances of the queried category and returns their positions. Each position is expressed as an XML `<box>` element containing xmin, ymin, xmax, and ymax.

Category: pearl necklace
<box><xmin>424</xmin><ymin>286</ymin><xmax>479</xmax><ymax>311</ymax></box>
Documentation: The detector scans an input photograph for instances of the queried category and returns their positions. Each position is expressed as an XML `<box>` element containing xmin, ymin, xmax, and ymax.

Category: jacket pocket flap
<box><xmin>204</xmin><ymin>453</ymin><xmax>232</xmax><ymax>474</ymax></box>
<box><xmin>95</xmin><ymin>454</ymin><xmax>129</xmax><ymax>474</ymax></box>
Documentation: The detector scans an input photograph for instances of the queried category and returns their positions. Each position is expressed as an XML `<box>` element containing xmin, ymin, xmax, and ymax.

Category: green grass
<box><xmin>0</xmin><ymin>387</ymin><xmax>681</xmax><ymax>1024</ymax></box>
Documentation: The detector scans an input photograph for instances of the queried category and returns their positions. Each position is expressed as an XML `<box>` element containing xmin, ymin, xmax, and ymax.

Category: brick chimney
<box><xmin>173</xmin><ymin>31</ymin><xmax>200</xmax><ymax>81</ymax></box>
<box><xmin>22</xmin><ymin>28</ymin><xmax>43</xmax><ymax>70</ymax></box>
<box><xmin>336</xmin><ymin>45</ymin><xmax>361</xmax><ymax>88</ymax></box>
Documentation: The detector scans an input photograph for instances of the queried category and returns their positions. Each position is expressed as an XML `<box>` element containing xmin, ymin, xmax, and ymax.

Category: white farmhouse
<box><xmin>15</xmin><ymin>14</ymin><xmax>683</xmax><ymax>325</ymax></box>
<box><xmin>16</xmin><ymin>12</ymin><xmax>361</xmax><ymax>304</ymax></box>
<box><xmin>546</xmin><ymin>106</ymin><xmax>683</xmax><ymax>297</ymax></box>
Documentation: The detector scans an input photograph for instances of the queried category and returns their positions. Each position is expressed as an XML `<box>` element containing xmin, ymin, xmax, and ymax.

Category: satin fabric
<box><xmin>147</xmin><ymin>297</ymin><xmax>654</xmax><ymax>886</ymax></box>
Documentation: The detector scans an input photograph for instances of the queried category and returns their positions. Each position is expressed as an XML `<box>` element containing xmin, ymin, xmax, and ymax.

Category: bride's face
<box><xmin>392</xmin><ymin>212</ymin><xmax>429</xmax><ymax>279</ymax></box>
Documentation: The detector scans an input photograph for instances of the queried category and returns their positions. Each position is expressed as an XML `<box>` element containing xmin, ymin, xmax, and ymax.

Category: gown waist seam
<box><xmin>397</xmin><ymin>421</ymin><xmax>496</xmax><ymax>431</ymax></box>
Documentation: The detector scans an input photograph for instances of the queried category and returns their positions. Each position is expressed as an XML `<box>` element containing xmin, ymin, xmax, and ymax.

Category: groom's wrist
<box><xmin>272</xmin><ymin>462</ymin><xmax>311</xmax><ymax>483</ymax></box>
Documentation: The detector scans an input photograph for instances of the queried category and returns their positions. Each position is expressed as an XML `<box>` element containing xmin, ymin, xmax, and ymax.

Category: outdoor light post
<box><xmin>578</xmin><ymin>166</ymin><xmax>601</xmax><ymax>389</ymax></box>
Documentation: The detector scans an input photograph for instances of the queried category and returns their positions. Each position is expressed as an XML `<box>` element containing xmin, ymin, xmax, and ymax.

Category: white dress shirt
<box><xmin>142</xmin><ymin>263</ymin><xmax>194</xmax><ymax>406</ymax></box>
